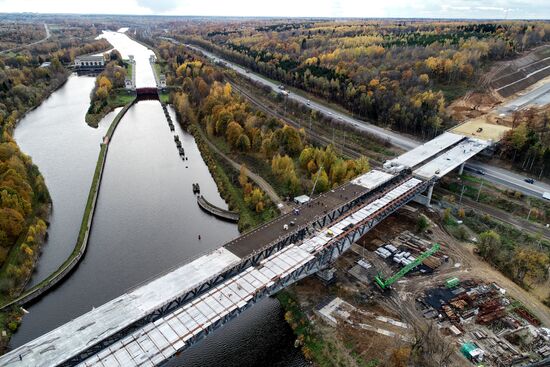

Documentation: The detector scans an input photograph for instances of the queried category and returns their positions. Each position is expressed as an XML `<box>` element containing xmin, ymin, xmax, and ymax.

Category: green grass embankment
<box><xmin>125</xmin><ymin>60</ymin><xmax>133</xmax><ymax>78</ymax></box>
<box><xmin>85</xmin><ymin>89</ymin><xmax>136</xmax><ymax>127</ymax></box>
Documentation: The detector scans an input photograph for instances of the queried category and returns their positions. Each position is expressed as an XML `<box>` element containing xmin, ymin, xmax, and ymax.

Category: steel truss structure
<box><xmin>59</xmin><ymin>172</ymin><xmax>413</xmax><ymax>366</ymax></box>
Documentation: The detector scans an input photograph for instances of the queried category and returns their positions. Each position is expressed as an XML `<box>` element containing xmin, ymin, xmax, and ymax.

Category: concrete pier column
<box><xmin>426</xmin><ymin>183</ymin><xmax>434</xmax><ymax>207</ymax></box>
<box><xmin>458</xmin><ymin>162</ymin><xmax>465</xmax><ymax>175</ymax></box>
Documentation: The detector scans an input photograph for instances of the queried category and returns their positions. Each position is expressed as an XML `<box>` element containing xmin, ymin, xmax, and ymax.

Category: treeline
<box><xmin>447</xmin><ymin>209</ymin><xmax>549</xmax><ymax>298</ymax></box>
<box><xmin>0</xmin><ymin>23</ymin><xmax>109</xmax><ymax>309</ymax></box>
<box><xmin>86</xmin><ymin>50</ymin><xmax>130</xmax><ymax>125</ymax></box>
<box><xmin>168</xmin><ymin>20</ymin><xmax>550</xmax><ymax>139</ymax></box>
<box><xmin>1</xmin><ymin>38</ymin><xmax>110</xmax><ymax>131</ymax></box>
<box><xmin>0</xmin><ymin>23</ymin><xmax>46</xmax><ymax>50</ymax></box>
<box><xmin>498</xmin><ymin>108</ymin><xmax>550</xmax><ymax>178</ymax></box>
<box><xmin>163</xmin><ymin>43</ymin><xmax>370</xmax><ymax>198</ymax></box>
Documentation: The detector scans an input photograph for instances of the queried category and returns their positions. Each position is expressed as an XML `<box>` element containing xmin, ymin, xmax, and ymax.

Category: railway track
<box><xmin>228</xmin><ymin>79</ymin><xmax>370</xmax><ymax>161</ymax></box>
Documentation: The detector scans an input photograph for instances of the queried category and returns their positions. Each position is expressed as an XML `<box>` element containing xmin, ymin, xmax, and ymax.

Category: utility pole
<box><xmin>310</xmin><ymin>164</ymin><xmax>324</xmax><ymax>197</ymax></box>
<box><xmin>476</xmin><ymin>181</ymin><xmax>484</xmax><ymax>202</ymax></box>
<box><xmin>459</xmin><ymin>184</ymin><xmax>466</xmax><ymax>205</ymax></box>
<box><xmin>342</xmin><ymin>131</ymin><xmax>346</xmax><ymax>156</ymax></box>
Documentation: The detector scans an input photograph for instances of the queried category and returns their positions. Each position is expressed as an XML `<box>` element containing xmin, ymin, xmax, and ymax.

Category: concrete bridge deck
<box><xmin>0</xmin><ymin>169</ymin><xmax>405</xmax><ymax>367</ymax></box>
<box><xmin>0</xmin><ymin>128</ymin><xmax>491</xmax><ymax>367</ymax></box>
<box><xmin>75</xmin><ymin>177</ymin><xmax>427</xmax><ymax>367</ymax></box>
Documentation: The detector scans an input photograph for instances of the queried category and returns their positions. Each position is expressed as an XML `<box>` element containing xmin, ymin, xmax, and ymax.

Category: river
<box><xmin>10</xmin><ymin>30</ymin><xmax>307</xmax><ymax>367</ymax></box>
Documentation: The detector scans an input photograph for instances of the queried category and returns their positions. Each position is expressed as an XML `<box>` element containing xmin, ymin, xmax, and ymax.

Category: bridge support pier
<box><xmin>316</xmin><ymin>267</ymin><xmax>336</xmax><ymax>284</ymax></box>
<box><xmin>425</xmin><ymin>183</ymin><xmax>434</xmax><ymax>207</ymax></box>
<box><xmin>458</xmin><ymin>162</ymin><xmax>465</xmax><ymax>175</ymax></box>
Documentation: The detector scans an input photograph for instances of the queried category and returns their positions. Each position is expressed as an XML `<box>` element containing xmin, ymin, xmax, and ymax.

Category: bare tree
<box><xmin>410</xmin><ymin>322</ymin><xmax>456</xmax><ymax>367</ymax></box>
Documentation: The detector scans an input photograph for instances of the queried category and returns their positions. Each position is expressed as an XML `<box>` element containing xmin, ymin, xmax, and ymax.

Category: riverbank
<box><xmin>85</xmin><ymin>89</ymin><xmax>136</xmax><ymax>127</ymax></box>
<box><xmin>0</xmin><ymin>98</ymin><xmax>135</xmax><ymax>352</ymax></box>
<box><xmin>0</xmin><ymin>67</ymin><xmax>74</xmax><ymax>351</ymax></box>
<box><xmin>187</xmin><ymin>123</ymin><xmax>277</xmax><ymax>232</ymax></box>
<box><xmin>277</xmin><ymin>290</ymin><xmax>330</xmax><ymax>366</ymax></box>
<box><xmin>0</xmin><ymin>209</ymin><xmax>50</xmax><ymax>352</ymax></box>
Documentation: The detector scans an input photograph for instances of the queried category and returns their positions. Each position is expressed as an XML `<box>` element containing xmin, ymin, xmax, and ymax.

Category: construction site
<box><xmin>449</xmin><ymin>44</ymin><xmax>550</xmax><ymax>140</ymax></box>
<box><xmin>283</xmin><ymin>204</ymin><xmax>550</xmax><ymax>367</ymax></box>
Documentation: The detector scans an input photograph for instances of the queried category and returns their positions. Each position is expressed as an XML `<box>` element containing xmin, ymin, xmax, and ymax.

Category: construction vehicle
<box><xmin>374</xmin><ymin>243</ymin><xmax>440</xmax><ymax>290</ymax></box>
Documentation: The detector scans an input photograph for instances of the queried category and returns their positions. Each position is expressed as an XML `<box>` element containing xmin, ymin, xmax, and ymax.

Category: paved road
<box><xmin>228</xmin><ymin>80</ymin><xmax>369</xmax><ymax>162</ymax></box>
<box><xmin>498</xmin><ymin>81</ymin><xmax>550</xmax><ymax>113</ymax></box>
<box><xmin>464</xmin><ymin>163</ymin><xmax>550</xmax><ymax>198</ymax></box>
<box><xmin>178</xmin><ymin>42</ymin><xmax>418</xmax><ymax>150</ymax></box>
<box><xmin>0</xmin><ymin>23</ymin><xmax>50</xmax><ymax>55</ymax></box>
<box><xmin>228</xmin><ymin>79</ymin><xmax>550</xmax><ymax>200</ymax></box>
<box><xmin>163</xmin><ymin>38</ymin><xmax>550</xmax><ymax>200</ymax></box>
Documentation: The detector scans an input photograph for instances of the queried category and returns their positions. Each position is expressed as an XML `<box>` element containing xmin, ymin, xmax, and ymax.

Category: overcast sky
<box><xmin>1</xmin><ymin>0</ymin><xmax>549</xmax><ymax>19</ymax></box>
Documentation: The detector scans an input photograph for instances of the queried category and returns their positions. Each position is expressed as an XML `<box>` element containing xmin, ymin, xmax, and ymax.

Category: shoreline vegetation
<box><xmin>187</xmin><ymin>122</ymin><xmax>278</xmax><ymax>231</ymax></box>
<box><xmin>85</xmin><ymin>88</ymin><xmax>135</xmax><ymax>127</ymax></box>
<box><xmin>85</xmin><ymin>51</ymin><xmax>135</xmax><ymax>127</ymax></box>
<box><xmin>0</xmin><ymin>23</ymin><xmax>115</xmax><ymax>350</ymax></box>
<box><xmin>0</xmin><ymin>98</ymin><xmax>135</xmax><ymax>352</ymax></box>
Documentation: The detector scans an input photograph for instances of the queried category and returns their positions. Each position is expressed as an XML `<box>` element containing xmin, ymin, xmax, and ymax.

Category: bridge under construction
<box><xmin>0</xmin><ymin>131</ymin><xmax>490</xmax><ymax>367</ymax></box>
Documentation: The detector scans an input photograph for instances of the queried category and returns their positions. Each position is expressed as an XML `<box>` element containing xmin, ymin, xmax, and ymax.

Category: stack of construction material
<box><xmin>357</xmin><ymin>259</ymin><xmax>372</xmax><ymax>270</ymax></box>
<box><xmin>476</xmin><ymin>298</ymin><xmax>506</xmax><ymax>324</ymax></box>
<box><xmin>392</xmin><ymin>251</ymin><xmax>418</xmax><ymax>266</ymax></box>
<box><xmin>375</xmin><ymin>247</ymin><xmax>392</xmax><ymax>259</ymax></box>
<box><xmin>422</xmin><ymin>256</ymin><xmax>441</xmax><ymax>270</ymax></box>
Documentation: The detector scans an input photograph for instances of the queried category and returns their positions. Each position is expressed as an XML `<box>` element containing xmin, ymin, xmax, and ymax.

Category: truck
<box><xmin>543</xmin><ymin>192</ymin><xmax>550</xmax><ymax>201</ymax></box>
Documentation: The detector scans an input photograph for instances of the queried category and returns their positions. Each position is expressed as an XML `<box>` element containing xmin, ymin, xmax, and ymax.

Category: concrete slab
<box><xmin>384</xmin><ymin>132</ymin><xmax>464</xmax><ymax>170</ymax></box>
<box><xmin>414</xmin><ymin>138</ymin><xmax>490</xmax><ymax>180</ymax></box>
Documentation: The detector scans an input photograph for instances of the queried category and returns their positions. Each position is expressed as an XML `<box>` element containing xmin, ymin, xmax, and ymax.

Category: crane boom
<box><xmin>375</xmin><ymin>243</ymin><xmax>440</xmax><ymax>289</ymax></box>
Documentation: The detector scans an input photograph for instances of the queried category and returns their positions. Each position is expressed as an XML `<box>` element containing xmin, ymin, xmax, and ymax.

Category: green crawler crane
<box><xmin>374</xmin><ymin>243</ymin><xmax>440</xmax><ymax>290</ymax></box>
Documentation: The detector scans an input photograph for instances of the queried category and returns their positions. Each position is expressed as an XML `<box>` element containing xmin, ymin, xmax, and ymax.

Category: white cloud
<box><xmin>0</xmin><ymin>0</ymin><xmax>548</xmax><ymax>19</ymax></box>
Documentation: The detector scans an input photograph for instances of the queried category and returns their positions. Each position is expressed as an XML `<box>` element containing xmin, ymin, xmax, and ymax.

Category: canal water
<box><xmin>14</xmin><ymin>75</ymin><xmax>111</xmax><ymax>287</ymax></box>
<box><xmin>10</xmin><ymin>30</ymin><xmax>308</xmax><ymax>366</ymax></box>
<box><xmin>98</xmin><ymin>30</ymin><xmax>156</xmax><ymax>88</ymax></box>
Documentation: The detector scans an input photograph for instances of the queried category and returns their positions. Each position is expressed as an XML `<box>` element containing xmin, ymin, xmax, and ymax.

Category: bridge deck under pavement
<box><xmin>225</xmin><ymin>183</ymin><xmax>365</xmax><ymax>257</ymax></box>
<box><xmin>0</xmin><ymin>170</ymin><xmax>396</xmax><ymax>367</ymax></box>
<box><xmin>75</xmin><ymin>176</ymin><xmax>426</xmax><ymax>367</ymax></box>
<box><xmin>224</xmin><ymin>169</ymin><xmax>395</xmax><ymax>258</ymax></box>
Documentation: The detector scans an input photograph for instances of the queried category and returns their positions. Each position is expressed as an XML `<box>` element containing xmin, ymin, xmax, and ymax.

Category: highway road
<box><xmin>163</xmin><ymin>38</ymin><xmax>550</xmax><ymax>200</ymax></box>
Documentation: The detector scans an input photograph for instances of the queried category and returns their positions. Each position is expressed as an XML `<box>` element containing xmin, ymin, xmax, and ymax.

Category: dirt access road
<box><xmin>394</xmin><ymin>219</ymin><xmax>550</xmax><ymax>327</ymax></box>
<box><xmin>196</xmin><ymin>127</ymin><xmax>292</xmax><ymax>214</ymax></box>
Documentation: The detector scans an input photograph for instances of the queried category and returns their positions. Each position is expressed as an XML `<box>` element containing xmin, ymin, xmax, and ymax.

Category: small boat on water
<box><xmin>192</xmin><ymin>183</ymin><xmax>200</xmax><ymax>194</ymax></box>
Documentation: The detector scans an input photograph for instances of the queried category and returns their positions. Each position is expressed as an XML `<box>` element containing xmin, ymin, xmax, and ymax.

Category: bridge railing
<box><xmin>120</xmin><ymin>176</ymin><xmax>436</xmax><ymax>365</ymax></box>
<box><xmin>56</xmin><ymin>173</ymin><xmax>420</xmax><ymax>365</ymax></box>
